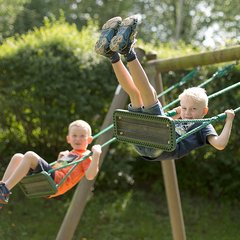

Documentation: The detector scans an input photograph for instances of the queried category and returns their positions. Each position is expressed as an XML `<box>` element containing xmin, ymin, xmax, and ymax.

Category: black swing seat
<box><xmin>113</xmin><ymin>109</ymin><xmax>176</xmax><ymax>151</ymax></box>
<box><xmin>19</xmin><ymin>171</ymin><xmax>57</xmax><ymax>198</ymax></box>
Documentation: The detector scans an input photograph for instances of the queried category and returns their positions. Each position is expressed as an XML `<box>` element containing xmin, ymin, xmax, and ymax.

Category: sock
<box><xmin>124</xmin><ymin>48</ymin><xmax>137</xmax><ymax>62</ymax></box>
<box><xmin>109</xmin><ymin>52</ymin><xmax>120</xmax><ymax>63</ymax></box>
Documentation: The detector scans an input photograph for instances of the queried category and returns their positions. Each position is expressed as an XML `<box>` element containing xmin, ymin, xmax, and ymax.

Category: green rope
<box><xmin>163</xmin><ymin>64</ymin><xmax>236</xmax><ymax>110</ymax></box>
<box><xmin>165</xmin><ymin>81</ymin><xmax>240</xmax><ymax>117</ymax></box>
<box><xmin>157</xmin><ymin>69</ymin><xmax>198</xmax><ymax>98</ymax></box>
<box><xmin>92</xmin><ymin>124</ymin><xmax>114</xmax><ymax>140</ymax></box>
<box><xmin>50</xmin><ymin>137</ymin><xmax>116</xmax><ymax>188</ymax></box>
<box><xmin>176</xmin><ymin>107</ymin><xmax>239</xmax><ymax>143</ymax></box>
<box><xmin>208</xmin><ymin>82</ymin><xmax>240</xmax><ymax>100</ymax></box>
<box><xmin>198</xmin><ymin>64</ymin><xmax>235</xmax><ymax>88</ymax></box>
<box><xmin>49</xmin><ymin>124</ymin><xmax>114</xmax><ymax>166</ymax></box>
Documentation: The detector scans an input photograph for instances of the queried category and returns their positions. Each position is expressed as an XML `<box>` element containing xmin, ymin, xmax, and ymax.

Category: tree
<box><xmin>0</xmin><ymin>0</ymin><xmax>29</xmax><ymax>41</ymax></box>
<box><xmin>0</xmin><ymin>19</ymin><xmax>116</xmax><ymax>161</ymax></box>
<box><xmin>0</xmin><ymin>0</ymin><xmax>239</xmax><ymax>48</ymax></box>
<box><xmin>132</xmin><ymin>0</ymin><xmax>239</xmax><ymax>48</ymax></box>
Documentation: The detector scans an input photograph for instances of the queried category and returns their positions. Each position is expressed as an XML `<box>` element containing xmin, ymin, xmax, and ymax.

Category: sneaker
<box><xmin>110</xmin><ymin>15</ymin><xmax>138</xmax><ymax>54</ymax></box>
<box><xmin>95</xmin><ymin>16</ymin><xmax>122</xmax><ymax>57</ymax></box>
<box><xmin>0</xmin><ymin>183</ymin><xmax>10</xmax><ymax>206</ymax></box>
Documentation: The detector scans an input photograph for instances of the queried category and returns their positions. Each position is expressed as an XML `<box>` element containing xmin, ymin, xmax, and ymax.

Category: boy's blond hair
<box><xmin>68</xmin><ymin>120</ymin><xmax>92</xmax><ymax>136</ymax></box>
<box><xmin>179</xmin><ymin>87</ymin><xmax>208</xmax><ymax>107</ymax></box>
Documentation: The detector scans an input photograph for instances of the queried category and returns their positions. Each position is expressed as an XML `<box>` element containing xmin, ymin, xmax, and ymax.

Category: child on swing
<box><xmin>0</xmin><ymin>120</ymin><xmax>102</xmax><ymax>209</ymax></box>
<box><xmin>95</xmin><ymin>15</ymin><xmax>235</xmax><ymax>161</ymax></box>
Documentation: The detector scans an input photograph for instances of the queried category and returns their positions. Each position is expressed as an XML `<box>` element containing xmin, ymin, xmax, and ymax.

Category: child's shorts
<box><xmin>128</xmin><ymin>101</ymin><xmax>164</xmax><ymax>159</ymax></box>
<box><xmin>28</xmin><ymin>158</ymin><xmax>55</xmax><ymax>179</ymax></box>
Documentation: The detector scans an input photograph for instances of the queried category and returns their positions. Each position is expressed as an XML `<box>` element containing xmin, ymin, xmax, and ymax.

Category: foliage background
<box><xmin>0</xmin><ymin>0</ymin><xmax>239</xmax><ymax>47</ymax></box>
<box><xmin>0</xmin><ymin>17</ymin><xmax>239</xmax><ymax>200</ymax></box>
<box><xmin>0</xmin><ymin>17</ymin><xmax>115</xmax><ymax>162</ymax></box>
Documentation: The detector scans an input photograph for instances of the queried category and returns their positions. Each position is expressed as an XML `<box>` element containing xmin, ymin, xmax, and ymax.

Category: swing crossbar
<box><xmin>19</xmin><ymin>171</ymin><xmax>57</xmax><ymax>198</ymax></box>
<box><xmin>113</xmin><ymin>110</ymin><xmax>176</xmax><ymax>151</ymax></box>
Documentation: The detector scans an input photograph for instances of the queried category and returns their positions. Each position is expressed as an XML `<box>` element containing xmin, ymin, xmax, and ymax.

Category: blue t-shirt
<box><xmin>143</xmin><ymin>122</ymin><xmax>218</xmax><ymax>161</ymax></box>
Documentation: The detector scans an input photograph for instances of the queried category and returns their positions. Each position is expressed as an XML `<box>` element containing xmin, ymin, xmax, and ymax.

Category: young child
<box><xmin>95</xmin><ymin>15</ymin><xmax>235</xmax><ymax>161</ymax></box>
<box><xmin>0</xmin><ymin>120</ymin><xmax>102</xmax><ymax>209</ymax></box>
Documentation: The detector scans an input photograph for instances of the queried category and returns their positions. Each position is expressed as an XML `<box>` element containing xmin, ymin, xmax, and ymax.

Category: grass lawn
<box><xmin>75</xmin><ymin>189</ymin><xmax>240</xmax><ymax>240</ymax></box>
<box><xmin>0</xmin><ymin>186</ymin><xmax>240</xmax><ymax>240</ymax></box>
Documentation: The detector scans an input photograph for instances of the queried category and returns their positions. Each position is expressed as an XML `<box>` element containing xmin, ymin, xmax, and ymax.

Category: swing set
<box><xmin>18</xmin><ymin>63</ymin><xmax>239</xmax><ymax>199</ymax></box>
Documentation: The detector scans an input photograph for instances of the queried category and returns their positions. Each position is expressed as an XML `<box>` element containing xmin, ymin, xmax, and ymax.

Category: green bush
<box><xmin>0</xmin><ymin>18</ymin><xmax>116</xmax><ymax>163</ymax></box>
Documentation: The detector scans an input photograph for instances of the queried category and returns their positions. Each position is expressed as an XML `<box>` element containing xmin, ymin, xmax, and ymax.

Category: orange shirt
<box><xmin>48</xmin><ymin>149</ymin><xmax>91</xmax><ymax>198</ymax></box>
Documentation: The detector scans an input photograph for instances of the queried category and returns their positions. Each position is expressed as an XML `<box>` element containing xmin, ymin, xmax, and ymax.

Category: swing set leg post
<box><xmin>161</xmin><ymin>160</ymin><xmax>186</xmax><ymax>240</ymax></box>
<box><xmin>155</xmin><ymin>70</ymin><xmax>186</xmax><ymax>240</ymax></box>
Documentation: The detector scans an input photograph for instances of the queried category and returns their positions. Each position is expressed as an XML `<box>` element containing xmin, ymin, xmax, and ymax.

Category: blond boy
<box><xmin>0</xmin><ymin>120</ymin><xmax>102</xmax><ymax>208</ymax></box>
<box><xmin>95</xmin><ymin>16</ymin><xmax>235</xmax><ymax>161</ymax></box>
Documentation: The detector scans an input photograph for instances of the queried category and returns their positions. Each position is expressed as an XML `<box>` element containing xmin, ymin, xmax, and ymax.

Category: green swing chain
<box><xmin>157</xmin><ymin>68</ymin><xmax>198</xmax><ymax>98</ymax></box>
<box><xmin>163</xmin><ymin>63</ymin><xmax>236</xmax><ymax>110</ymax></box>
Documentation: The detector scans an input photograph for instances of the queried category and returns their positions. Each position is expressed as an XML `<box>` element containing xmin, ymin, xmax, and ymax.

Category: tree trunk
<box><xmin>175</xmin><ymin>0</ymin><xmax>185</xmax><ymax>41</ymax></box>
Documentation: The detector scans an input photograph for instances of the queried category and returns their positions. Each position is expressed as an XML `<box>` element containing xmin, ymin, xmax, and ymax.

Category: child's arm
<box><xmin>85</xmin><ymin>144</ymin><xmax>102</xmax><ymax>180</ymax></box>
<box><xmin>208</xmin><ymin>109</ymin><xmax>235</xmax><ymax>150</ymax></box>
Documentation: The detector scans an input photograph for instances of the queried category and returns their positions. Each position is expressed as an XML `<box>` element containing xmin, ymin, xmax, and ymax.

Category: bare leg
<box><xmin>4</xmin><ymin>151</ymin><xmax>39</xmax><ymax>190</ymax></box>
<box><xmin>1</xmin><ymin>153</ymin><xmax>24</xmax><ymax>182</ymax></box>
<box><xmin>127</xmin><ymin>58</ymin><xmax>158</xmax><ymax>108</ymax></box>
<box><xmin>112</xmin><ymin>60</ymin><xmax>143</xmax><ymax>108</ymax></box>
